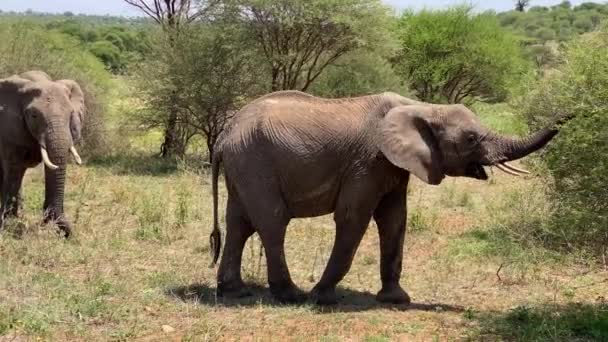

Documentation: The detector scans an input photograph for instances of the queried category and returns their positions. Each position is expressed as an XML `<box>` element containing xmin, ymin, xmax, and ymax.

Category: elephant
<box><xmin>208</xmin><ymin>90</ymin><xmax>571</xmax><ymax>305</ymax></box>
<box><xmin>0</xmin><ymin>70</ymin><xmax>85</xmax><ymax>237</ymax></box>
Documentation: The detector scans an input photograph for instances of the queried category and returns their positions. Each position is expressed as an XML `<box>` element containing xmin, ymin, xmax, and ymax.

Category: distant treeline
<box><xmin>0</xmin><ymin>11</ymin><xmax>151</xmax><ymax>73</ymax></box>
<box><xmin>499</xmin><ymin>1</ymin><xmax>608</xmax><ymax>44</ymax></box>
<box><xmin>2</xmin><ymin>2</ymin><xmax>608</xmax><ymax>74</ymax></box>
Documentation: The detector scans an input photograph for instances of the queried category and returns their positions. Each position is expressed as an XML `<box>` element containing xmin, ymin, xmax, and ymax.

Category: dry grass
<box><xmin>1</xmin><ymin>88</ymin><xmax>606</xmax><ymax>341</ymax></box>
<box><xmin>1</xmin><ymin>155</ymin><xmax>606</xmax><ymax>341</ymax></box>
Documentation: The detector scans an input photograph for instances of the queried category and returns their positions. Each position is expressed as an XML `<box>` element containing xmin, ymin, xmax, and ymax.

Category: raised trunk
<box><xmin>488</xmin><ymin>114</ymin><xmax>571</xmax><ymax>163</ymax></box>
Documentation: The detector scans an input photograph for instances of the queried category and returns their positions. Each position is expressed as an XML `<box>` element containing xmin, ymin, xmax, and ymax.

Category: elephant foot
<box><xmin>376</xmin><ymin>284</ymin><xmax>411</xmax><ymax>305</ymax></box>
<box><xmin>310</xmin><ymin>286</ymin><xmax>338</xmax><ymax>305</ymax></box>
<box><xmin>270</xmin><ymin>284</ymin><xmax>306</xmax><ymax>304</ymax></box>
<box><xmin>216</xmin><ymin>280</ymin><xmax>253</xmax><ymax>298</ymax></box>
<box><xmin>44</xmin><ymin>212</ymin><xmax>71</xmax><ymax>238</ymax></box>
<box><xmin>56</xmin><ymin>221</ymin><xmax>72</xmax><ymax>239</ymax></box>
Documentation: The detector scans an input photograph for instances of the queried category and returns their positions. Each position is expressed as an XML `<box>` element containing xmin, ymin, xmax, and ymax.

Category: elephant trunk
<box><xmin>42</xmin><ymin>120</ymin><xmax>72</xmax><ymax>237</ymax></box>
<box><xmin>486</xmin><ymin>112</ymin><xmax>572</xmax><ymax>164</ymax></box>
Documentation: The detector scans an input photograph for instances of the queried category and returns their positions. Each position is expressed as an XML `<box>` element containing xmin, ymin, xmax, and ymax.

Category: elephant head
<box><xmin>378</xmin><ymin>104</ymin><xmax>570</xmax><ymax>185</ymax></box>
<box><xmin>0</xmin><ymin>73</ymin><xmax>85</xmax><ymax>235</ymax></box>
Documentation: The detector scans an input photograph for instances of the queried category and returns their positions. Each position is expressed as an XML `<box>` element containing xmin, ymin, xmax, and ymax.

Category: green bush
<box><xmin>0</xmin><ymin>21</ymin><xmax>112</xmax><ymax>156</ymax></box>
<box><xmin>517</xmin><ymin>28</ymin><xmax>608</xmax><ymax>257</ymax></box>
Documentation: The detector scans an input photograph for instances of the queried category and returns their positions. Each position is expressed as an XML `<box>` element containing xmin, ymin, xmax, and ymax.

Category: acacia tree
<box><xmin>394</xmin><ymin>6</ymin><xmax>528</xmax><ymax>103</ymax></box>
<box><xmin>241</xmin><ymin>0</ymin><xmax>392</xmax><ymax>91</ymax></box>
<box><xmin>124</xmin><ymin>0</ymin><xmax>211</xmax><ymax>29</ymax></box>
<box><xmin>124</xmin><ymin>0</ymin><xmax>217</xmax><ymax>158</ymax></box>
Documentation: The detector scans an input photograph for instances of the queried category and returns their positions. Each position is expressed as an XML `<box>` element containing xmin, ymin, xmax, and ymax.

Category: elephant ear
<box><xmin>378</xmin><ymin>105</ymin><xmax>445</xmax><ymax>185</ymax></box>
<box><xmin>57</xmin><ymin>79</ymin><xmax>85</xmax><ymax>144</ymax></box>
<box><xmin>0</xmin><ymin>76</ymin><xmax>40</xmax><ymax>111</ymax></box>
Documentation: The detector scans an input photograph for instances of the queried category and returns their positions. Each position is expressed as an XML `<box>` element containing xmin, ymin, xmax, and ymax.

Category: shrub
<box><xmin>516</xmin><ymin>27</ymin><xmax>608</xmax><ymax>258</ymax></box>
<box><xmin>0</xmin><ymin>21</ymin><xmax>112</xmax><ymax>157</ymax></box>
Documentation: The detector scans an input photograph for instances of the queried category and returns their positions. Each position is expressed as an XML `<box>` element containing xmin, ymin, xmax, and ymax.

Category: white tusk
<box><xmin>495</xmin><ymin>163</ymin><xmax>520</xmax><ymax>176</ymax></box>
<box><xmin>501</xmin><ymin>162</ymin><xmax>530</xmax><ymax>174</ymax></box>
<box><xmin>70</xmin><ymin>146</ymin><xmax>82</xmax><ymax>165</ymax></box>
<box><xmin>40</xmin><ymin>148</ymin><xmax>59</xmax><ymax>170</ymax></box>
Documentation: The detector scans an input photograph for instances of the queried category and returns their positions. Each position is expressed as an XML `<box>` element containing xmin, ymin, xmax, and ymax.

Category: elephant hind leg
<box><xmin>234</xmin><ymin>182</ymin><xmax>304</xmax><ymax>303</ymax></box>
<box><xmin>217</xmin><ymin>193</ymin><xmax>255</xmax><ymax>298</ymax></box>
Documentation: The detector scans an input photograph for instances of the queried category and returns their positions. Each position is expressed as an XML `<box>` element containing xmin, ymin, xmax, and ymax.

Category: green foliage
<box><xmin>241</xmin><ymin>0</ymin><xmax>395</xmax><ymax>92</ymax></box>
<box><xmin>472</xmin><ymin>102</ymin><xmax>529</xmax><ymax>135</ymax></box>
<box><xmin>309</xmin><ymin>49</ymin><xmax>408</xmax><ymax>98</ymax></box>
<box><xmin>89</xmin><ymin>41</ymin><xmax>123</xmax><ymax>71</ymax></box>
<box><xmin>393</xmin><ymin>6</ymin><xmax>528</xmax><ymax>103</ymax></box>
<box><xmin>499</xmin><ymin>2</ymin><xmax>607</xmax><ymax>44</ymax></box>
<box><xmin>48</xmin><ymin>21</ymin><xmax>151</xmax><ymax>73</ymax></box>
<box><xmin>516</xmin><ymin>29</ymin><xmax>608</xmax><ymax>257</ymax></box>
<box><xmin>0</xmin><ymin>13</ymin><xmax>151</xmax><ymax>73</ymax></box>
<box><xmin>0</xmin><ymin>21</ymin><xmax>111</xmax><ymax>156</ymax></box>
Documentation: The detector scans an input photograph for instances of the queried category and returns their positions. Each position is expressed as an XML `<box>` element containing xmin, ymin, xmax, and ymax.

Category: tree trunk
<box><xmin>160</xmin><ymin>105</ymin><xmax>184</xmax><ymax>158</ymax></box>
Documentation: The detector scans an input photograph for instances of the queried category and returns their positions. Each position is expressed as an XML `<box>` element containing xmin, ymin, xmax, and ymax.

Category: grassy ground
<box><xmin>1</xmin><ymin>93</ymin><xmax>606</xmax><ymax>341</ymax></box>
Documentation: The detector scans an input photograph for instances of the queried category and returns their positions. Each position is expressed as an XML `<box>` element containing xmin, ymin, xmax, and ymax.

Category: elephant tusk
<box><xmin>40</xmin><ymin>148</ymin><xmax>59</xmax><ymax>170</ymax></box>
<box><xmin>501</xmin><ymin>162</ymin><xmax>530</xmax><ymax>174</ymax></box>
<box><xmin>495</xmin><ymin>163</ymin><xmax>520</xmax><ymax>176</ymax></box>
<box><xmin>70</xmin><ymin>146</ymin><xmax>82</xmax><ymax>165</ymax></box>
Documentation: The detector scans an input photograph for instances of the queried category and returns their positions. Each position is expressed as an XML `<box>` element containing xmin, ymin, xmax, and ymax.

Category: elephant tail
<box><xmin>209</xmin><ymin>148</ymin><xmax>222</xmax><ymax>268</ymax></box>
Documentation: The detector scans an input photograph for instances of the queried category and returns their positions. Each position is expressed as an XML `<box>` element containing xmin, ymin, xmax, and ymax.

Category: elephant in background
<box><xmin>208</xmin><ymin>90</ymin><xmax>571</xmax><ymax>305</ymax></box>
<box><xmin>0</xmin><ymin>70</ymin><xmax>85</xmax><ymax>236</ymax></box>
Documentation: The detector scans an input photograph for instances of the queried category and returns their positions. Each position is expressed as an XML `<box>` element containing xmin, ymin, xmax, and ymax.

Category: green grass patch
<box><xmin>447</xmin><ymin>228</ymin><xmax>561</xmax><ymax>265</ymax></box>
<box><xmin>473</xmin><ymin>302</ymin><xmax>608</xmax><ymax>341</ymax></box>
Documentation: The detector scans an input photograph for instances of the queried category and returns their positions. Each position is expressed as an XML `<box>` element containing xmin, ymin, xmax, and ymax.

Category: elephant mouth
<box><xmin>465</xmin><ymin>163</ymin><xmax>488</xmax><ymax>180</ymax></box>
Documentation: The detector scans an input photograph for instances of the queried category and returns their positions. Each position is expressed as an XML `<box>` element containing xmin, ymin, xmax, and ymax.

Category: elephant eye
<box><xmin>466</xmin><ymin>133</ymin><xmax>477</xmax><ymax>145</ymax></box>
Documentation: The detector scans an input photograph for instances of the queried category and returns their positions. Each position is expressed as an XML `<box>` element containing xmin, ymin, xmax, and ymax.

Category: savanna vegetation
<box><xmin>0</xmin><ymin>0</ymin><xmax>606</xmax><ymax>340</ymax></box>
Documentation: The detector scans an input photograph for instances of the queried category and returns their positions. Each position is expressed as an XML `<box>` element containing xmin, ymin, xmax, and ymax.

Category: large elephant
<box><xmin>0</xmin><ymin>71</ymin><xmax>85</xmax><ymax>237</ymax></box>
<box><xmin>208</xmin><ymin>90</ymin><xmax>570</xmax><ymax>305</ymax></box>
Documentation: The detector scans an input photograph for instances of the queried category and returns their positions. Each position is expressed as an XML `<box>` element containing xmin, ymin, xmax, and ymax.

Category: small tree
<box><xmin>124</xmin><ymin>0</ymin><xmax>217</xmax><ymax>158</ymax></box>
<box><xmin>132</xmin><ymin>9</ymin><xmax>265</xmax><ymax>160</ymax></box>
<box><xmin>393</xmin><ymin>6</ymin><xmax>528</xmax><ymax>103</ymax></box>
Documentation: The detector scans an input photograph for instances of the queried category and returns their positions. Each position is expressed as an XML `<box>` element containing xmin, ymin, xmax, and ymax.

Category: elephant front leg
<box><xmin>373</xmin><ymin>188</ymin><xmax>410</xmax><ymax>305</ymax></box>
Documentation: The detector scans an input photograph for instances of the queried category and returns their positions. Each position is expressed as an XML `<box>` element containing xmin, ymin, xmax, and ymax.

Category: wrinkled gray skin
<box><xmin>209</xmin><ymin>90</ymin><xmax>570</xmax><ymax>305</ymax></box>
<box><xmin>0</xmin><ymin>71</ymin><xmax>85</xmax><ymax>237</ymax></box>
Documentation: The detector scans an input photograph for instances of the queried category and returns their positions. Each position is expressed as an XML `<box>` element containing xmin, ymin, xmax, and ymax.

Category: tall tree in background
<box><xmin>124</xmin><ymin>0</ymin><xmax>216</xmax><ymax>158</ymax></box>
<box><xmin>241</xmin><ymin>0</ymin><xmax>392</xmax><ymax>91</ymax></box>
<box><xmin>515</xmin><ymin>0</ymin><xmax>530</xmax><ymax>12</ymax></box>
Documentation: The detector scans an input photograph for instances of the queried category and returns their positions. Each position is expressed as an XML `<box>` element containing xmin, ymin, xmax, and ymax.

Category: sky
<box><xmin>0</xmin><ymin>0</ymin><xmax>594</xmax><ymax>16</ymax></box>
